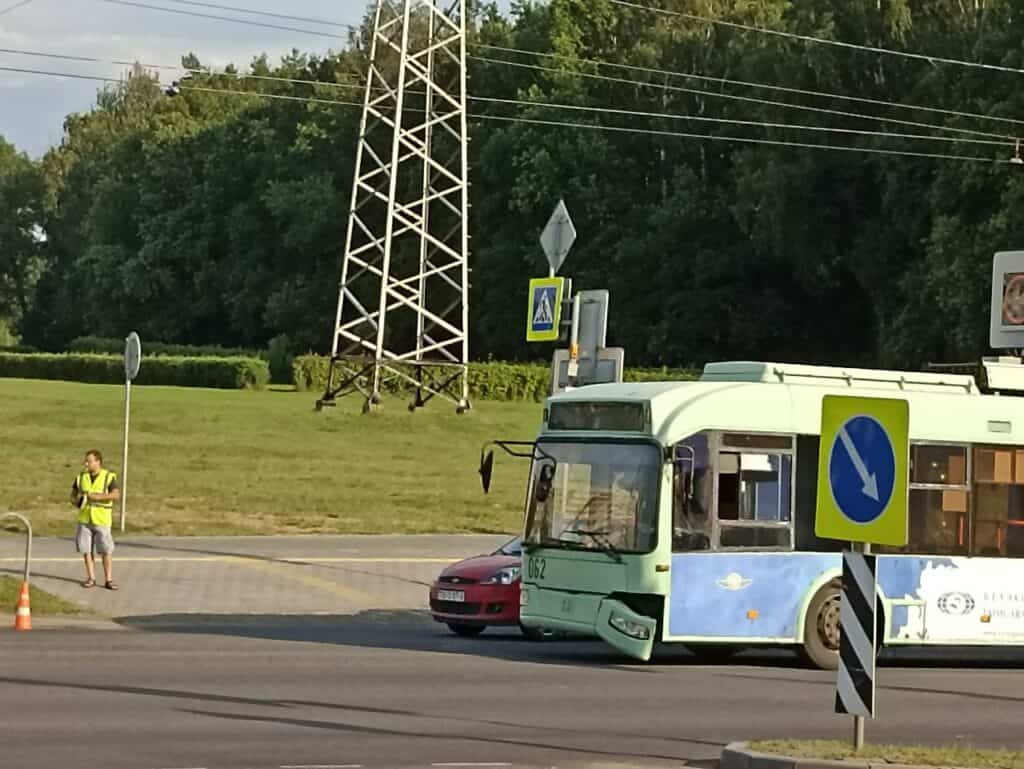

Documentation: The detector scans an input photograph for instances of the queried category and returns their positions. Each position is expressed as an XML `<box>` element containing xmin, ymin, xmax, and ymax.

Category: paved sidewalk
<box><xmin>0</xmin><ymin>533</ymin><xmax>510</xmax><ymax>619</ymax></box>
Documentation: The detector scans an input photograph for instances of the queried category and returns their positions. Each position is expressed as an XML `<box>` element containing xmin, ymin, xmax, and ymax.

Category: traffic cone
<box><xmin>14</xmin><ymin>582</ymin><xmax>31</xmax><ymax>631</ymax></box>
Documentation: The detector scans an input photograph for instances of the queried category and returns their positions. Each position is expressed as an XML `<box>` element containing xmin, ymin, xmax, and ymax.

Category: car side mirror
<box><xmin>479</xmin><ymin>450</ymin><xmax>495</xmax><ymax>493</ymax></box>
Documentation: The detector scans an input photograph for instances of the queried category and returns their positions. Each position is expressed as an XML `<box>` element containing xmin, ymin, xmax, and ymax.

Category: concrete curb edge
<box><xmin>720</xmin><ymin>742</ymin><xmax>980</xmax><ymax>769</ymax></box>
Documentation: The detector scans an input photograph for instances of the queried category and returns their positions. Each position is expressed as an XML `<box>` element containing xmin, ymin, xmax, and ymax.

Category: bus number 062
<box><xmin>527</xmin><ymin>557</ymin><xmax>546</xmax><ymax>580</ymax></box>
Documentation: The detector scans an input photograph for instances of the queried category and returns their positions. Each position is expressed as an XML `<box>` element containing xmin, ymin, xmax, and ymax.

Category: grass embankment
<box><xmin>751</xmin><ymin>740</ymin><xmax>1024</xmax><ymax>769</ymax></box>
<box><xmin>0</xmin><ymin>379</ymin><xmax>539</xmax><ymax>537</ymax></box>
<box><xmin>0</xmin><ymin>576</ymin><xmax>88</xmax><ymax>615</ymax></box>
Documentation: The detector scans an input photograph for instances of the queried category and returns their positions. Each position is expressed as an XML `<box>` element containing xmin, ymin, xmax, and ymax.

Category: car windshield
<box><xmin>496</xmin><ymin>536</ymin><xmax>522</xmax><ymax>556</ymax></box>
<box><xmin>524</xmin><ymin>441</ymin><xmax>661</xmax><ymax>554</ymax></box>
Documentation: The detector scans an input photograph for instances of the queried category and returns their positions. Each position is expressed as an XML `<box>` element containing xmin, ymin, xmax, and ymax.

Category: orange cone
<box><xmin>14</xmin><ymin>582</ymin><xmax>31</xmax><ymax>631</ymax></box>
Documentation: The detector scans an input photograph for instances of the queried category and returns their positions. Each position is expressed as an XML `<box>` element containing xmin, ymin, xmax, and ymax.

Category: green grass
<box><xmin>0</xmin><ymin>379</ymin><xmax>540</xmax><ymax>537</ymax></box>
<box><xmin>0</xmin><ymin>576</ymin><xmax>89</xmax><ymax>615</ymax></box>
<box><xmin>751</xmin><ymin>740</ymin><xmax>1024</xmax><ymax>769</ymax></box>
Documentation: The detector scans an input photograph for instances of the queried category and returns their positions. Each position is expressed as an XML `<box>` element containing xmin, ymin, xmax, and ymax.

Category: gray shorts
<box><xmin>76</xmin><ymin>523</ymin><xmax>115</xmax><ymax>555</ymax></box>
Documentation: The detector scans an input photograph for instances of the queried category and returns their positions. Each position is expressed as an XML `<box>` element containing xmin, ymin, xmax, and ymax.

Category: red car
<box><xmin>429</xmin><ymin>536</ymin><xmax>551</xmax><ymax>640</ymax></box>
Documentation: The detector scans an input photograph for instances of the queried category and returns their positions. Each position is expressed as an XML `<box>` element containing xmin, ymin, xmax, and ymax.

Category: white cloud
<box><xmin>0</xmin><ymin>0</ymin><xmax>369</xmax><ymax>156</ymax></box>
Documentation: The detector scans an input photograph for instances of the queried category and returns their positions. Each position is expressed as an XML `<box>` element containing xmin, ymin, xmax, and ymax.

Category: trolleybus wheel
<box><xmin>801</xmin><ymin>582</ymin><xmax>841</xmax><ymax>670</ymax></box>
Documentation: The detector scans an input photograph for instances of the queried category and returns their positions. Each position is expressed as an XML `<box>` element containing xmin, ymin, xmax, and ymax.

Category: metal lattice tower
<box><xmin>317</xmin><ymin>0</ymin><xmax>471</xmax><ymax>414</ymax></box>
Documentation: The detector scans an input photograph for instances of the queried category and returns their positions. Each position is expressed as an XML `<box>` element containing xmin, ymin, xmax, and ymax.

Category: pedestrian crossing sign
<box><xmin>527</xmin><ymin>277</ymin><xmax>565</xmax><ymax>342</ymax></box>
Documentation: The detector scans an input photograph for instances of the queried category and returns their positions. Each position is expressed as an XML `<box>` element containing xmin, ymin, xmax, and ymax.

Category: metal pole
<box><xmin>853</xmin><ymin>540</ymin><xmax>871</xmax><ymax>751</ymax></box>
<box><xmin>0</xmin><ymin>513</ymin><xmax>32</xmax><ymax>584</ymax></box>
<box><xmin>119</xmin><ymin>377</ymin><xmax>130</xmax><ymax>532</ymax></box>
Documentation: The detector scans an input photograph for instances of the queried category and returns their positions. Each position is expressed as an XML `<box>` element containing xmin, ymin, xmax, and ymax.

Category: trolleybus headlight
<box><xmin>609</xmin><ymin>613</ymin><xmax>651</xmax><ymax>640</ymax></box>
<box><xmin>482</xmin><ymin>566</ymin><xmax>521</xmax><ymax>585</ymax></box>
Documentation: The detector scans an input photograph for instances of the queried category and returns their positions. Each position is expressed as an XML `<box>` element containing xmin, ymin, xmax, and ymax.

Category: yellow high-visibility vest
<box><xmin>78</xmin><ymin>469</ymin><xmax>116</xmax><ymax>527</ymax></box>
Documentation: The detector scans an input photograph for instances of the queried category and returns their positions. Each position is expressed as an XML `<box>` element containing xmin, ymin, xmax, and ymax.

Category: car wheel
<box><xmin>447</xmin><ymin>622</ymin><xmax>485</xmax><ymax>637</ymax></box>
<box><xmin>799</xmin><ymin>581</ymin><xmax>841</xmax><ymax>670</ymax></box>
<box><xmin>520</xmin><ymin>623</ymin><xmax>556</xmax><ymax>641</ymax></box>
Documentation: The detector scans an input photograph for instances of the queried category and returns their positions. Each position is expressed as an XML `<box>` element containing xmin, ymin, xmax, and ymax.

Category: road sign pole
<box><xmin>852</xmin><ymin>541</ymin><xmax>870</xmax><ymax>751</ymax></box>
<box><xmin>121</xmin><ymin>332</ymin><xmax>141</xmax><ymax>533</ymax></box>
<box><xmin>119</xmin><ymin>377</ymin><xmax>130</xmax><ymax>532</ymax></box>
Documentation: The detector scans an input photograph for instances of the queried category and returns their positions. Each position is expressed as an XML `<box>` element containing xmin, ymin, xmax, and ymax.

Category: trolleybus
<box><xmin>481</xmin><ymin>358</ymin><xmax>1024</xmax><ymax>668</ymax></box>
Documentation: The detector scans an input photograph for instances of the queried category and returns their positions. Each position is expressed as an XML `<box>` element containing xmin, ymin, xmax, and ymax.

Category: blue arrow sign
<box><xmin>828</xmin><ymin>415</ymin><xmax>897</xmax><ymax>525</ymax></box>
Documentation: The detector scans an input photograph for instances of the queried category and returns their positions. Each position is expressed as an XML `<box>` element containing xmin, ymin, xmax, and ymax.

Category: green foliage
<box><xmin>68</xmin><ymin>336</ymin><xmax>260</xmax><ymax>358</ymax></box>
<box><xmin>0</xmin><ymin>352</ymin><xmax>269</xmax><ymax>389</ymax></box>
<box><xmin>266</xmin><ymin>333</ymin><xmax>295</xmax><ymax>385</ymax></box>
<box><xmin>11</xmin><ymin>2</ymin><xmax>1024</xmax><ymax>371</ymax></box>
<box><xmin>292</xmin><ymin>354</ymin><xmax>697</xmax><ymax>401</ymax></box>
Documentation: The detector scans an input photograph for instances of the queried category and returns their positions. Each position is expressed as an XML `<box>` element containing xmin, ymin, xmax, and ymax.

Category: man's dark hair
<box><xmin>86</xmin><ymin>449</ymin><xmax>103</xmax><ymax>464</ymax></box>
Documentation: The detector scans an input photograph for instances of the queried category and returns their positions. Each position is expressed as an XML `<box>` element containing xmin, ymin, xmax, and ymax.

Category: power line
<box><xmin>6</xmin><ymin>45</ymin><xmax>1002</xmax><ymax>148</ymax></box>
<box><xmin>0</xmin><ymin>47</ymin><xmax>365</xmax><ymax>91</ymax></box>
<box><xmin>99</xmin><ymin>0</ymin><xmax>344</xmax><ymax>40</ymax></box>
<box><xmin>471</xmin><ymin>54</ymin><xmax>1013</xmax><ymax>142</ymax></box>
<box><xmin>607</xmin><ymin>0</ymin><xmax>1024</xmax><ymax>78</ymax></box>
<box><xmin>0</xmin><ymin>62</ymin><xmax>365</xmax><ymax>106</ymax></box>
<box><xmin>156</xmin><ymin>0</ymin><xmax>355</xmax><ymax>30</ymax></box>
<box><xmin>474</xmin><ymin>42</ymin><xmax>1024</xmax><ymax>132</ymax></box>
<box><xmin>473</xmin><ymin>96</ymin><xmax>1013</xmax><ymax>149</ymax></box>
<box><xmin>0</xmin><ymin>63</ymin><xmax>121</xmax><ymax>84</ymax></box>
<box><xmin>0</xmin><ymin>0</ymin><xmax>33</xmax><ymax>15</ymax></box>
<box><xmin>180</xmin><ymin>82</ymin><xmax>362</xmax><ymax>108</ymax></box>
<box><xmin>478</xmin><ymin>113</ymin><xmax>1013</xmax><ymax>164</ymax></box>
<box><xmin>1</xmin><ymin>64</ymin><xmax>1015</xmax><ymax>165</ymax></box>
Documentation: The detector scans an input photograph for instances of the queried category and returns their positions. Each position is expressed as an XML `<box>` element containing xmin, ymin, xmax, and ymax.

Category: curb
<box><xmin>721</xmin><ymin>742</ymin><xmax>975</xmax><ymax>769</ymax></box>
<box><xmin>0</xmin><ymin>616</ymin><xmax>126</xmax><ymax>632</ymax></box>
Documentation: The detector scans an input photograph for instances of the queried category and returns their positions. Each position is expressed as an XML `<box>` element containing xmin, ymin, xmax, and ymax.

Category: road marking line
<box><xmin>280</xmin><ymin>765</ymin><xmax>364</xmax><ymax>768</ymax></box>
<box><xmin>431</xmin><ymin>764</ymin><xmax>513</xmax><ymax>767</ymax></box>
<box><xmin>0</xmin><ymin>556</ymin><xmax>454</xmax><ymax>564</ymax></box>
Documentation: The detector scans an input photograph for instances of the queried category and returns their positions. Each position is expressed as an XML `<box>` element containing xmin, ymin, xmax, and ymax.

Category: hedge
<box><xmin>292</xmin><ymin>355</ymin><xmax>699</xmax><ymax>402</ymax></box>
<box><xmin>68</xmin><ymin>336</ymin><xmax>261</xmax><ymax>359</ymax></box>
<box><xmin>0</xmin><ymin>353</ymin><xmax>270</xmax><ymax>390</ymax></box>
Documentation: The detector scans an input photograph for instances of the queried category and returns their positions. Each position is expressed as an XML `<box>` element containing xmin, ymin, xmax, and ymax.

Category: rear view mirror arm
<box><xmin>478</xmin><ymin>440</ymin><xmax>558</xmax><ymax>494</ymax></box>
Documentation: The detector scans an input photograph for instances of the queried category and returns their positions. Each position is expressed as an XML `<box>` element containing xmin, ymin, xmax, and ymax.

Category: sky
<box><xmin>0</xmin><ymin>0</ymin><xmax>511</xmax><ymax>158</ymax></box>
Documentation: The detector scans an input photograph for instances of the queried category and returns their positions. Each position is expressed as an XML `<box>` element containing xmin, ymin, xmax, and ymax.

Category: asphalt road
<box><xmin>4</xmin><ymin>616</ymin><xmax>1024</xmax><ymax>769</ymax></box>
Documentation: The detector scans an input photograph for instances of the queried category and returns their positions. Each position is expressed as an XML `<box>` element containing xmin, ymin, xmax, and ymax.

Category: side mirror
<box><xmin>479</xmin><ymin>450</ymin><xmax>495</xmax><ymax>493</ymax></box>
<box><xmin>535</xmin><ymin>462</ymin><xmax>555</xmax><ymax>503</ymax></box>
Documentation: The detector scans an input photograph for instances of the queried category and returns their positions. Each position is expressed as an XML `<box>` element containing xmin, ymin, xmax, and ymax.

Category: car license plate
<box><xmin>438</xmin><ymin>589</ymin><xmax>465</xmax><ymax>602</ymax></box>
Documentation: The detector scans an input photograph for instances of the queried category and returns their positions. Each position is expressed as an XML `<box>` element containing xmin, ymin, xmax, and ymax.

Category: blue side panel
<box><xmin>668</xmin><ymin>552</ymin><xmax>840</xmax><ymax>639</ymax></box>
<box><xmin>876</xmin><ymin>556</ymin><xmax>957</xmax><ymax>641</ymax></box>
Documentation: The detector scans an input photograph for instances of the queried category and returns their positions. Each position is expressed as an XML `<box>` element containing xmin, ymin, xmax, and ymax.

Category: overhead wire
<box><xmin>0</xmin><ymin>63</ymin><xmax>1013</xmax><ymax>165</ymax></box>
<box><xmin>479</xmin><ymin>113</ymin><xmax>1014</xmax><ymax>164</ymax></box>
<box><xmin>607</xmin><ymin>0</ymin><xmax>1024</xmax><ymax>78</ymax></box>
<box><xmin>472</xmin><ymin>96</ymin><xmax>1013</xmax><ymax>148</ymax></box>
<box><xmin>155</xmin><ymin>0</ymin><xmax>356</xmax><ymax>29</ymax></box>
<box><xmin>470</xmin><ymin>54</ymin><xmax>1015</xmax><ymax>142</ymax></box>
<box><xmin>0</xmin><ymin>0</ymin><xmax>33</xmax><ymax>16</ymax></box>
<box><xmin>474</xmin><ymin>42</ymin><xmax>1024</xmax><ymax>132</ymax></box>
<box><xmin>0</xmin><ymin>46</ymin><xmax>365</xmax><ymax>90</ymax></box>
<box><xmin>99</xmin><ymin>0</ymin><xmax>345</xmax><ymax>40</ymax></box>
<box><xmin>2</xmin><ymin>45</ymin><xmax>1010</xmax><ymax>148</ymax></box>
<box><xmin>89</xmin><ymin>0</ymin><xmax>1022</xmax><ymax>142</ymax></box>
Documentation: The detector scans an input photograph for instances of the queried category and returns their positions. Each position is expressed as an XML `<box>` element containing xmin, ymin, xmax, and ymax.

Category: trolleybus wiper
<box><xmin>563</xmin><ymin>528</ymin><xmax>623</xmax><ymax>562</ymax></box>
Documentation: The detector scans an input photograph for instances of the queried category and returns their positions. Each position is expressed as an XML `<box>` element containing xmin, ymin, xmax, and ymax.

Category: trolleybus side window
<box><xmin>672</xmin><ymin>432</ymin><xmax>712</xmax><ymax>551</ymax></box>
<box><xmin>878</xmin><ymin>442</ymin><xmax>970</xmax><ymax>556</ymax></box>
<box><xmin>972</xmin><ymin>445</ymin><xmax>1024</xmax><ymax>558</ymax></box>
<box><xmin>715</xmin><ymin>433</ymin><xmax>794</xmax><ymax>549</ymax></box>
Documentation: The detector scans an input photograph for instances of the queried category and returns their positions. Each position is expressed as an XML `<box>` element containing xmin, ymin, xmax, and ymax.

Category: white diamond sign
<box><xmin>540</xmin><ymin>199</ymin><xmax>576</xmax><ymax>275</ymax></box>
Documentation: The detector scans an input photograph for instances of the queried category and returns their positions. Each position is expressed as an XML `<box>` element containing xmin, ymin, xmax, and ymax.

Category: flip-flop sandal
<box><xmin>81</xmin><ymin>579</ymin><xmax>95</xmax><ymax>588</ymax></box>
<box><xmin>104</xmin><ymin>581</ymin><xmax>119</xmax><ymax>591</ymax></box>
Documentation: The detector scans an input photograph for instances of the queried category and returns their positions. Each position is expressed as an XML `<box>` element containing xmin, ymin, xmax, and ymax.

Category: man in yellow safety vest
<box><xmin>70</xmin><ymin>449</ymin><xmax>120</xmax><ymax>590</ymax></box>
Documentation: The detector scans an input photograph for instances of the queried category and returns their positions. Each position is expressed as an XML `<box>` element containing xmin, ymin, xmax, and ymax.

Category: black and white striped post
<box><xmin>835</xmin><ymin>545</ymin><xmax>878</xmax><ymax>749</ymax></box>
